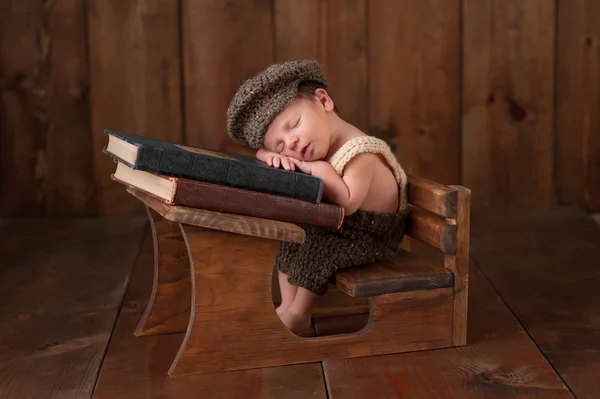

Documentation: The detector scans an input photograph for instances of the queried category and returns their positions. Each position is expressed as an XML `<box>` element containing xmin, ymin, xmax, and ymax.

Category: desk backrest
<box><xmin>405</xmin><ymin>174</ymin><xmax>471</xmax><ymax>346</ymax></box>
<box><xmin>405</xmin><ymin>174</ymin><xmax>470</xmax><ymax>255</ymax></box>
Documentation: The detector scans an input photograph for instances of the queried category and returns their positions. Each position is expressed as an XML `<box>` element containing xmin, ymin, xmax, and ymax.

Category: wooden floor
<box><xmin>1</xmin><ymin>207</ymin><xmax>599</xmax><ymax>398</ymax></box>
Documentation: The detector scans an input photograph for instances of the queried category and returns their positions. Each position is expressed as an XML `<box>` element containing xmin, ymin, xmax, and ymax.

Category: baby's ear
<box><xmin>314</xmin><ymin>88</ymin><xmax>334</xmax><ymax>112</ymax></box>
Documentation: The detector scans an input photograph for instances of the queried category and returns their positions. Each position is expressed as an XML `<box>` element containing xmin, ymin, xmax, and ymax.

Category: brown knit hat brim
<box><xmin>227</xmin><ymin>60</ymin><xmax>327</xmax><ymax>149</ymax></box>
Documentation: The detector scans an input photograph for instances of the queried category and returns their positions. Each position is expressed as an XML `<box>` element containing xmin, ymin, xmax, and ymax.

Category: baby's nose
<box><xmin>286</xmin><ymin>137</ymin><xmax>298</xmax><ymax>150</ymax></box>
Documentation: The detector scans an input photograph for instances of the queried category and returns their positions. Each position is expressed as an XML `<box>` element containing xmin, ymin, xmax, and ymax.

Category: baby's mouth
<box><xmin>301</xmin><ymin>143</ymin><xmax>310</xmax><ymax>159</ymax></box>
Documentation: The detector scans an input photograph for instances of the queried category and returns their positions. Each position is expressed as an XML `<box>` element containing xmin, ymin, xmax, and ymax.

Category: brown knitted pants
<box><xmin>274</xmin><ymin>207</ymin><xmax>409</xmax><ymax>295</ymax></box>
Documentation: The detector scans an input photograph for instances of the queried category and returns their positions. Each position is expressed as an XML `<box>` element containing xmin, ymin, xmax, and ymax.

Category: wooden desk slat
<box><xmin>334</xmin><ymin>249</ymin><xmax>454</xmax><ymax>297</ymax></box>
<box><xmin>407</xmin><ymin>205</ymin><xmax>457</xmax><ymax>253</ymax></box>
<box><xmin>127</xmin><ymin>187</ymin><xmax>306</xmax><ymax>244</ymax></box>
<box><xmin>407</xmin><ymin>174</ymin><xmax>458</xmax><ymax>218</ymax></box>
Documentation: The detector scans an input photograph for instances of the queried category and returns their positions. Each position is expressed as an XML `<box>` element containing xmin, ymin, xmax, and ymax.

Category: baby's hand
<box><xmin>256</xmin><ymin>148</ymin><xmax>295</xmax><ymax>171</ymax></box>
<box><xmin>288</xmin><ymin>157</ymin><xmax>314</xmax><ymax>174</ymax></box>
<box><xmin>267</xmin><ymin>153</ymin><xmax>296</xmax><ymax>171</ymax></box>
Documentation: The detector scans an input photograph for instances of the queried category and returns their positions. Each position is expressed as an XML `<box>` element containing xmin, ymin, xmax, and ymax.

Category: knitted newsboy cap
<box><xmin>227</xmin><ymin>60</ymin><xmax>327</xmax><ymax>149</ymax></box>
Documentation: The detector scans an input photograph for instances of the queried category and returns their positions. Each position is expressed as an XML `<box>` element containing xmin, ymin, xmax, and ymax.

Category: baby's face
<box><xmin>262</xmin><ymin>91</ymin><xmax>333</xmax><ymax>162</ymax></box>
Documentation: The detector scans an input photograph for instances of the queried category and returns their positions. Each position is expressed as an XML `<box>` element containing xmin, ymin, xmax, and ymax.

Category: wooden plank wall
<box><xmin>0</xmin><ymin>0</ymin><xmax>598</xmax><ymax>217</ymax></box>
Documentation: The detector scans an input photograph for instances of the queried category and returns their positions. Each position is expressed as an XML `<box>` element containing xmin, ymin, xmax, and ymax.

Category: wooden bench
<box><xmin>126</xmin><ymin>174</ymin><xmax>471</xmax><ymax>376</ymax></box>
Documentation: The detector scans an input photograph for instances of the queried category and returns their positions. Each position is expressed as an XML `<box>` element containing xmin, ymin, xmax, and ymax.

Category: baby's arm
<box><xmin>290</xmin><ymin>154</ymin><xmax>376</xmax><ymax>215</ymax></box>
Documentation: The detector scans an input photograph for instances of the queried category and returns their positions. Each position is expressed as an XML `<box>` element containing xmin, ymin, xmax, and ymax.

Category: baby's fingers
<box><xmin>288</xmin><ymin>157</ymin><xmax>311</xmax><ymax>174</ymax></box>
<box><xmin>281</xmin><ymin>157</ymin><xmax>295</xmax><ymax>171</ymax></box>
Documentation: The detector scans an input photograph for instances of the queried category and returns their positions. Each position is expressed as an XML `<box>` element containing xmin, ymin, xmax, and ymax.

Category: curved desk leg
<box><xmin>169</xmin><ymin>224</ymin><xmax>292</xmax><ymax>376</ymax></box>
<box><xmin>135</xmin><ymin>206</ymin><xmax>191</xmax><ymax>336</ymax></box>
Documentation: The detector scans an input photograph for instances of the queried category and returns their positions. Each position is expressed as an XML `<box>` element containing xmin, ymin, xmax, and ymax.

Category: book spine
<box><xmin>135</xmin><ymin>146</ymin><xmax>323</xmax><ymax>203</ymax></box>
<box><xmin>173</xmin><ymin>178</ymin><xmax>343</xmax><ymax>230</ymax></box>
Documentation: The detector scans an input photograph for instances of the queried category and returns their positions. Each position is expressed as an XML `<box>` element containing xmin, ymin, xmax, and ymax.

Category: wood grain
<box><xmin>88</xmin><ymin>0</ymin><xmax>182</xmax><ymax>215</ymax></box>
<box><xmin>321</xmin><ymin>263</ymin><xmax>574</xmax><ymax>399</ymax></box>
<box><xmin>0</xmin><ymin>217</ymin><xmax>146</xmax><ymax>398</ymax></box>
<box><xmin>407</xmin><ymin>173</ymin><xmax>458</xmax><ymax>218</ymax></box>
<box><xmin>274</xmin><ymin>0</ymin><xmax>368</xmax><ymax>131</ymax></box>
<box><xmin>407</xmin><ymin>206</ymin><xmax>457</xmax><ymax>254</ymax></box>
<box><xmin>585</xmin><ymin>13</ymin><xmax>600</xmax><ymax>212</ymax></box>
<box><xmin>134</xmin><ymin>206</ymin><xmax>191</xmax><ymax>336</ymax></box>
<box><xmin>314</xmin><ymin>313</ymin><xmax>370</xmax><ymax>337</ymax></box>
<box><xmin>274</xmin><ymin>0</ymin><xmax>324</xmax><ymax>63</ymax></box>
<box><xmin>182</xmin><ymin>0</ymin><xmax>274</xmax><ymax>156</ymax></box>
<box><xmin>334</xmin><ymin>249</ymin><xmax>454</xmax><ymax>297</ymax></box>
<box><xmin>92</xmin><ymin>227</ymin><xmax>328</xmax><ymax>399</ymax></box>
<box><xmin>128</xmin><ymin>187</ymin><xmax>306</xmax><ymax>244</ymax></box>
<box><xmin>556</xmin><ymin>0</ymin><xmax>600</xmax><ymax>211</ymax></box>
<box><xmin>462</xmin><ymin>0</ymin><xmax>555</xmax><ymax>208</ymax></box>
<box><xmin>470</xmin><ymin>207</ymin><xmax>600</xmax><ymax>399</ymax></box>
<box><xmin>326</xmin><ymin>0</ymin><xmax>368</xmax><ymax>131</ymax></box>
<box><xmin>274</xmin><ymin>282</ymin><xmax>371</xmax><ymax>320</ymax></box>
<box><xmin>0</xmin><ymin>0</ymin><xmax>95</xmax><ymax>217</ymax></box>
<box><xmin>312</xmin><ymin>285</ymin><xmax>369</xmax><ymax>318</ymax></box>
<box><xmin>446</xmin><ymin>185</ymin><xmax>471</xmax><ymax>345</ymax></box>
<box><xmin>368</xmin><ymin>0</ymin><xmax>460</xmax><ymax>184</ymax></box>
<box><xmin>169</xmin><ymin>225</ymin><xmax>453</xmax><ymax>375</ymax></box>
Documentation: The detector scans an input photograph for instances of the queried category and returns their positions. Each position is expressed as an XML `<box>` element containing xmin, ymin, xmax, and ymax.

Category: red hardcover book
<box><xmin>111</xmin><ymin>161</ymin><xmax>344</xmax><ymax>229</ymax></box>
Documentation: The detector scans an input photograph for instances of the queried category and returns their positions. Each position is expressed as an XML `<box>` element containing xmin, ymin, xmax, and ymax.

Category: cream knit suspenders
<box><xmin>327</xmin><ymin>136</ymin><xmax>408</xmax><ymax>211</ymax></box>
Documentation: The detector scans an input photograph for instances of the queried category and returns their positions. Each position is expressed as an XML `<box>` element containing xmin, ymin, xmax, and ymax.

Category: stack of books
<box><xmin>102</xmin><ymin>130</ymin><xmax>344</xmax><ymax>229</ymax></box>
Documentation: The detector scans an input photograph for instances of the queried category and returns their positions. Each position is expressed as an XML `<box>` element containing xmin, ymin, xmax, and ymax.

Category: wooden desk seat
<box><xmin>127</xmin><ymin>174</ymin><xmax>471</xmax><ymax>376</ymax></box>
<box><xmin>334</xmin><ymin>249</ymin><xmax>454</xmax><ymax>297</ymax></box>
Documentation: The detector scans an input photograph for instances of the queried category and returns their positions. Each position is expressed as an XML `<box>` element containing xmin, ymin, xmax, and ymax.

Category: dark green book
<box><xmin>102</xmin><ymin>129</ymin><xmax>323</xmax><ymax>203</ymax></box>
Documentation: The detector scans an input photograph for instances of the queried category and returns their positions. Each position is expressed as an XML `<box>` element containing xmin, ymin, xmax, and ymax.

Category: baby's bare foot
<box><xmin>277</xmin><ymin>309</ymin><xmax>312</xmax><ymax>336</ymax></box>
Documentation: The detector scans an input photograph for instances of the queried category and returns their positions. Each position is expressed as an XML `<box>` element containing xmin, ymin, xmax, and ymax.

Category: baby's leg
<box><xmin>278</xmin><ymin>287</ymin><xmax>319</xmax><ymax>335</ymax></box>
<box><xmin>276</xmin><ymin>271</ymin><xmax>298</xmax><ymax>317</ymax></box>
